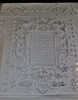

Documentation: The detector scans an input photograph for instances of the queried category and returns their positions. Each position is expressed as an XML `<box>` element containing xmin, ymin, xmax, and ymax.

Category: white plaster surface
<box><xmin>0</xmin><ymin>3</ymin><xmax>78</xmax><ymax>100</ymax></box>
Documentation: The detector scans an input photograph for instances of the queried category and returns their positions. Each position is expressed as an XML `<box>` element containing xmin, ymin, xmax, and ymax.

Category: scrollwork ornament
<box><xmin>0</xmin><ymin>3</ymin><xmax>78</xmax><ymax>95</ymax></box>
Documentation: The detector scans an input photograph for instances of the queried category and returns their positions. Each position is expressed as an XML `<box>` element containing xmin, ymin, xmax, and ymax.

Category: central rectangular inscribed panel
<box><xmin>30</xmin><ymin>31</ymin><xmax>55</xmax><ymax>65</ymax></box>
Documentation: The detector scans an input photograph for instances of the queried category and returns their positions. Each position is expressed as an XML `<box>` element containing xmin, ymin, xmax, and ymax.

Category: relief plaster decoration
<box><xmin>0</xmin><ymin>3</ymin><xmax>78</xmax><ymax>96</ymax></box>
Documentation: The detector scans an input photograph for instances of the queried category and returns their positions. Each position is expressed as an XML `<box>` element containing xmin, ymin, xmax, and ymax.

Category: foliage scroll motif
<box><xmin>0</xmin><ymin>17</ymin><xmax>78</xmax><ymax>95</ymax></box>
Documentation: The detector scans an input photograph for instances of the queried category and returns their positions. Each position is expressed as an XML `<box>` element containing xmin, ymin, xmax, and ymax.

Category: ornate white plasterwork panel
<box><xmin>0</xmin><ymin>3</ymin><xmax>78</xmax><ymax>96</ymax></box>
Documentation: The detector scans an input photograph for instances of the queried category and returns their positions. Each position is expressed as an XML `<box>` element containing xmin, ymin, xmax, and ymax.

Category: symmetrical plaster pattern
<box><xmin>0</xmin><ymin>3</ymin><xmax>78</xmax><ymax>96</ymax></box>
